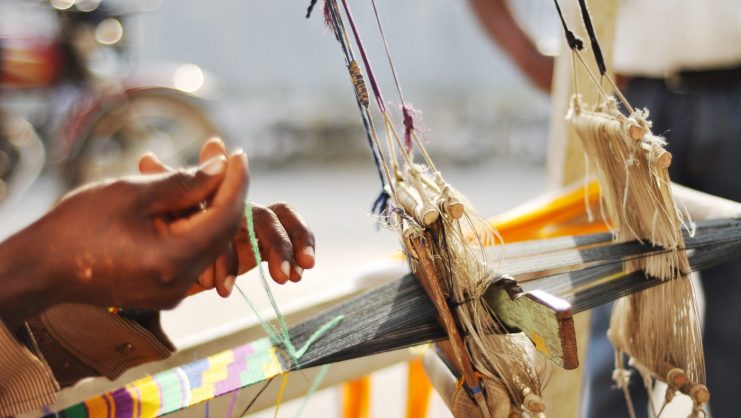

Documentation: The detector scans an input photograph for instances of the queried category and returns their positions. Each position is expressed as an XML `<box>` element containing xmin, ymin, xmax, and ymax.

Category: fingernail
<box><xmin>294</xmin><ymin>266</ymin><xmax>303</xmax><ymax>277</ymax></box>
<box><xmin>303</xmin><ymin>246</ymin><xmax>315</xmax><ymax>260</ymax></box>
<box><xmin>207</xmin><ymin>136</ymin><xmax>224</xmax><ymax>146</ymax></box>
<box><xmin>281</xmin><ymin>261</ymin><xmax>290</xmax><ymax>278</ymax></box>
<box><xmin>223</xmin><ymin>275</ymin><xmax>235</xmax><ymax>295</ymax></box>
<box><xmin>232</xmin><ymin>148</ymin><xmax>247</xmax><ymax>164</ymax></box>
<box><xmin>200</xmin><ymin>156</ymin><xmax>226</xmax><ymax>176</ymax></box>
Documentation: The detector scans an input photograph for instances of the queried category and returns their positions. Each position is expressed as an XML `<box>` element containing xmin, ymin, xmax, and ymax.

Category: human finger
<box><xmin>139</xmin><ymin>152</ymin><xmax>172</xmax><ymax>174</ymax></box>
<box><xmin>145</xmin><ymin>156</ymin><xmax>227</xmax><ymax>214</ymax></box>
<box><xmin>198</xmin><ymin>263</ymin><xmax>216</xmax><ymax>290</ymax></box>
<box><xmin>214</xmin><ymin>250</ymin><xmax>237</xmax><ymax>297</ymax></box>
<box><xmin>253</xmin><ymin>205</ymin><xmax>294</xmax><ymax>284</ymax></box>
<box><xmin>200</xmin><ymin>136</ymin><xmax>228</xmax><ymax>164</ymax></box>
<box><xmin>234</xmin><ymin>217</ymin><xmax>254</xmax><ymax>275</ymax></box>
<box><xmin>168</xmin><ymin>152</ymin><xmax>248</xmax><ymax>264</ymax></box>
<box><xmin>269</xmin><ymin>203</ymin><xmax>315</xmax><ymax>271</ymax></box>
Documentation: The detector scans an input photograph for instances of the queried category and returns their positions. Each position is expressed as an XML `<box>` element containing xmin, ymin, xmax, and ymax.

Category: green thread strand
<box><xmin>244</xmin><ymin>202</ymin><xmax>293</xmax><ymax>344</ymax></box>
<box><xmin>239</xmin><ymin>202</ymin><xmax>344</xmax><ymax>364</ymax></box>
<box><xmin>292</xmin><ymin>365</ymin><xmax>332</xmax><ymax>418</ymax></box>
<box><xmin>292</xmin><ymin>315</ymin><xmax>345</xmax><ymax>360</ymax></box>
<box><xmin>234</xmin><ymin>284</ymin><xmax>282</xmax><ymax>344</ymax></box>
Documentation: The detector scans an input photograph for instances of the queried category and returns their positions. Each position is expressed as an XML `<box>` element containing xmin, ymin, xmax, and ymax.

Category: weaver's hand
<box><xmin>0</xmin><ymin>150</ymin><xmax>248</xmax><ymax>327</ymax></box>
<box><xmin>139</xmin><ymin>138</ymin><xmax>315</xmax><ymax>297</ymax></box>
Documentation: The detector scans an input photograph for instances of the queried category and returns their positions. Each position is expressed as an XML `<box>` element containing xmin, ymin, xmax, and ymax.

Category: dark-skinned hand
<box><xmin>0</xmin><ymin>150</ymin><xmax>247</xmax><ymax>329</ymax></box>
<box><xmin>138</xmin><ymin>137</ymin><xmax>315</xmax><ymax>298</ymax></box>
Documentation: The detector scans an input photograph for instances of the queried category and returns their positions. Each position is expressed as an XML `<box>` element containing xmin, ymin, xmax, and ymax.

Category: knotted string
<box><xmin>338</xmin><ymin>0</ymin><xmax>386</xmax><ymax>114</ymax></box>
<box><xmin>305</xmin><ymin>0</ymin><xmax>319</xmax><ymax>18</ymax></box>
<box><xmin>576</xmin><ymin>0</ymin><xmax>607</xmax><ymax>75</ymax></box>
<box><xmin>317</xmin><ymin>0</ymin><xmax>396</xmax><ymax>214</ymax></box>
<box><xmin>554</xmin><ymin>0</ymin><xmax>636</xmax><ymax>113</ymax></box>
<box><xmin>552</xmin><ymin>0</ymin><xmax>584</xmax><ymax>51</ymax></box>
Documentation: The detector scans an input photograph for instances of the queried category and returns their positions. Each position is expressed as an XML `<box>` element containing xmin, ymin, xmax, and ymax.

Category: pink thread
<box><xmin>323</xmin><ymin>1</ymin><xmax>334</xmax><ymax>32</ymax></box>
<box><xmin>225</xmin><ymin>390</ymin><xmax>239</xmax><ymax>418</ymax></box>
<box><xmin>402</xmin><ymin>105</ymin><xmax>415</xmax><ymax>153</ymax></box>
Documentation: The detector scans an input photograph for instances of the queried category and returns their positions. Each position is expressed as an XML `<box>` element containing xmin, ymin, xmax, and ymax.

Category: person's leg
<box><xmin>581</xmin><ymin>304</ymin><xmax>649</xmax><ymax>418</ymax></box>
<box><xmin>680</xmin><ymin>82</ymin><xmax>741</xmax><ymax>417</ymax></box>
<box><xmin>700</xmin><ymin>259</ymin><xmax>741</xmax><ymax>417</ymax></box>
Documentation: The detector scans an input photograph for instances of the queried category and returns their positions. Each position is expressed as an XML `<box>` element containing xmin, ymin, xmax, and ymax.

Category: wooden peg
<box><xmin>396</xmin><ymin>181</ymin><xmax>439</xmax><ymax>226</ymax></box>
<box><xmin>443</xmin><ymin>196</ymin><xmax>466</xmax><ymax>219</ymax></box>
<box><xmin>640</xmin><ymin>142</ymin><xmax>672</xmax><ymax>168</ymax></box>
<box><xmin>420</xmin><ymin>175</ymin><xmax>465</xmax><ymax>219</ymax></box>
<box><xmin>629</xmin><ymin>124</ymin><xmax>646</xmax><ymax>140</ymax></box>
<box><xmin>690</xmin><ymin>384</ymin><xmax>710</xmax><ymax>404</ymax></box>
<box><xmin>666</xmin><ymin>368</ymin><xmax>688</xmax><ymax>389</ymax></box>
<box><xmin>522</xmin><ymin>388</ymin><xmax>545</xmax><ymax>413</ymax></box>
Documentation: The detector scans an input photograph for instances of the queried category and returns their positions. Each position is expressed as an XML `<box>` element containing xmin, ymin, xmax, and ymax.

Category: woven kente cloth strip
<box><xmin>49</xmin><ymin>337</ymin><xmax>284</xmax><ymax>418</ymax></box>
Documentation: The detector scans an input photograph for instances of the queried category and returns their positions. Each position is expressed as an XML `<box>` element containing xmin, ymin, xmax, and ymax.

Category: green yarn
<box><xmin>292</xmin><ymin>365</ymin><xmax>332</xmax><ymax>418</ymax></box>
<box><xmin>292</xmin><ymin>315</ymin><xmax>345</xmax><ymax>360</ymax></box>
<box><xmin>237</xmin><ymin>202</ymin><xmax>343</xmax><ymax>365</ymax></box>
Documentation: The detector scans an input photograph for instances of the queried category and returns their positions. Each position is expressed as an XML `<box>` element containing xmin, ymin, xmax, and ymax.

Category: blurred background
<box><xmin>0</xmin><ymin>0</ymin><xmax>556</xmax><ymax>416</ymax></box>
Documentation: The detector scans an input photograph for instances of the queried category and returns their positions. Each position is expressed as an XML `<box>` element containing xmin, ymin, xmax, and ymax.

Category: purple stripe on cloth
<box><xmin>132</xmin><ymin>385</ymin><xmax>142</xmax><ymax>418</ymax></box>
<box><xmin>111</xmin><ymin>387</ymin><xmax>134</xmax><ymax>418</ymax></box>
<box><xmin>175</xmin><ymin>368</ymin><xmax>190</xmax><ymax>409</ymax></box>
<box><xmin>214</xmin><ymin>344</ymin><xmax>253</xmax><ymax>394</ymax></box>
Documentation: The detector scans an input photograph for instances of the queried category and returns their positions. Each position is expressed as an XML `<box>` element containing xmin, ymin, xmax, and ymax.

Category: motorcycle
<box><xmin>0</xmin><ymin>0</ymin><xmax>222</xmax><ymax>193</ymax></box>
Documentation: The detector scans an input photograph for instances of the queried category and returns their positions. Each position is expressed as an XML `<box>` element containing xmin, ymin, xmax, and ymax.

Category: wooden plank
<box><xmin>484</xmin><ymin>276</ymin><xmax>578</xmax><ymax>369</ymax></box>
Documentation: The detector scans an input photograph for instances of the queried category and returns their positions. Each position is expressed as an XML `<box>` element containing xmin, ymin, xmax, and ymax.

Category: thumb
<box><xmin>169</xmin><ymin>151</ymin><xmax>249</xmax><ymax>256</ymax></box>
<box><xmin>145</xmin><ymin>156</ymin><xmax>227</xmax><ymax>214</ymax></box>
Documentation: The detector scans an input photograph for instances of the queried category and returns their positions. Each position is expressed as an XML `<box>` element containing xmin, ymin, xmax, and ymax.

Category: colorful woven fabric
<box><xmin>49</xmin><ymin>337</ymin><xmax>285</xmax><ymax>418</ymax></box>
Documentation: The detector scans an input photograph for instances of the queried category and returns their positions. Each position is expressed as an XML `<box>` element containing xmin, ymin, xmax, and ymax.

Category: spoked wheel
<box><xmin>66</xmin><ymin>89</ymin><xmax>220</xmax><ymax>187</ymax></box>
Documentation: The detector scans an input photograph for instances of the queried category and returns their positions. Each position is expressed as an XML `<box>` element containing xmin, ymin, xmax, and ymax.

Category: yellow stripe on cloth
<box><xmin>190</xmin><ymin>350</ymin><xmax>235</xmax><ymax>404</ymax></box>
<box><xmin>132</xmin><ymin>376</ymin><xmax>161</xmax><ymax>418</ymax></box>
<box><xmin>263</xmin><ymin>347</ymin><xmax>283</xmax><ymax>377</ymax></box>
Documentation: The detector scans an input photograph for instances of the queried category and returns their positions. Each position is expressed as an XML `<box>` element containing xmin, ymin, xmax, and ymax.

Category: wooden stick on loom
<box><xmin>408</xmin><ymin>232</ymin><xmax>492</xmax><ymax>417</ymax></box>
